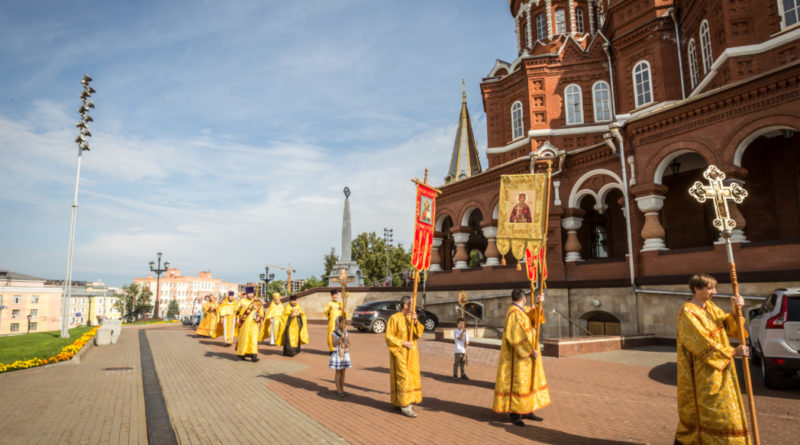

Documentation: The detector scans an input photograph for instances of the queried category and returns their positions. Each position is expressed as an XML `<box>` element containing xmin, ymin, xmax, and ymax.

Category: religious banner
<box><xmin>411</xmin><ymin>181</ymin><xmax>438</xmax><ymax>271</ymax></box>
<box><xmin>496</xmin><ymin>172</ymin><xmax>550</xmax><ymax>262</ymax></box>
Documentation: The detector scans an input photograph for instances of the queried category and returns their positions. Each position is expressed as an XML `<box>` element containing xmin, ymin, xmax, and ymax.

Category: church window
<box><xmin>564</xmin><ymin>84</ymin><xmax>584</xmax><ymax>125</ymax></box>
<box><xmin>511</xmin><ymin>101</ymin><xmax>524</xmax><ymax>140</ymax></box>
<box><xmin>520</xmin><ymin>21</ymin><xmax>528</xmax><ymax>49</ymax></box>
<box><xmin>699</xmin><ymin>20</ymin><xmax>713</xmax><ymax>75</ymax></box>
<box><xmin>592</xmin><ymin>81</ymin><xmax>611</xmax><ymax>122</ymax></box>
<box><xmin>536</xmin><ymin>14</ymin><xmax>547</xmax><ymax>40</ymax></box>
<box><xmin>781</xmin><ymin>0</ymin><xmax>800</xmax><ymax>27</ymax></box>
<box><xmin>633</xmin><ymin>61</ymin><xmax>653</xmax><ymax>107</ymax></box>
<box><xmin>555</xmin><ymin>9</ymin><xmax>566</xmax><ymax>34</ymax></box>
<box><xmin>576</xmin><ymin>8</ymin><xmax>585</xmax><ymax>33</ymax></box>
<box><xmin>688</xmin><ymin>39</ymin><xmax>699</xmax><ymax>89</ymax></box>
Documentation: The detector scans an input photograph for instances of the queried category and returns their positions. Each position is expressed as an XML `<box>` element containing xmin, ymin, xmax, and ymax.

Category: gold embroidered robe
<box><xmin>235</xmin><ymin>300</ymin><xmax>263</xmax><ymax>356</ymax></box>
<box><xmin>323</xmin><ymin>301</ymin><xmax>344</xmax><ymax>352</ymax></box>
<box><xmin>195</xmin><ymin>301</ymin><xmax>219</xmax><ymax>338</ymax></box>
<box><xmin>258</xmin><ymin>300</ymin><xmax>284</xmax><ymax>342</ymax></box>
<box><xmin>277</xmin><ymin>303</ymin><xmax>309</xmax><ymax>355</ymax></box>
<box><xmin>216</xmin><ymin>298</ymin><xmax>237</xmax><ymax>342</ymax></box>
<box><xmin>493</xmin><ymin>304</ymin><xmax>550</xmax><ymax>414</ymax></box>
<box><xmin>385</xmin><ymin>312</ymin><xmax>424</xmax><ymax>407</ymax></box>
<box><xmin>675</xmin><ymin>301</ymin><xmax>750</xmax><ymax>444</ymax></box>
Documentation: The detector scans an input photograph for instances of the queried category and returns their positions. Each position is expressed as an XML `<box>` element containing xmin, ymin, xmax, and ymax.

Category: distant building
<box><xmin>290</xmin><ymin>279</ymin><xmax>306</xmax><ymax>294</ymax></box>
<box><xmin>68</xmin><ymin>281</ymin><xmax>122</xmax><ymax>326</ymax></box>
<box><xmin>134</xmin><ymin>269</ymin><xmax>239</xmax><ymax>319</ymax></box>
<box><xmin>0</xmin><ymin>270</ymin><xmax>62</xmax><ymax>336</ymax></box>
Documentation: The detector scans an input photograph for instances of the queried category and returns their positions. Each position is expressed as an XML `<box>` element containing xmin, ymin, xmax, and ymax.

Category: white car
<box><xmin>748</xmin><ymin>288</ymin><xmax>800</xmax><ymax>389</ymax></box>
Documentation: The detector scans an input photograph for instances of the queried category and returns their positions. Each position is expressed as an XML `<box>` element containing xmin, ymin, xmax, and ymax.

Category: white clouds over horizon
<box><xmin>0</xmin><ymin>1</ymin><xmax>512</xmax><ymax>286</ymax></box>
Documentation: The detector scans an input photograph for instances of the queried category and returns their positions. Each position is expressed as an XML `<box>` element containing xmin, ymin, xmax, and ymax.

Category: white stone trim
<box><xmin>486</xmin><ymin>134</ymin><xmax>531</xmax><ymax>155</ymax></box>
<box><xmin>733</xmin><ymin>125</ymin><xmax>799</xmax><ymax>166</ymax></box>
<box><xmin>460</xmin><ymin>207</ymin><xmax>481</xmax><ymax>227</ymax></box>
<box><xmin>653</xmin><ymin>149</ymin><xmax>695</xmax><ymax>184</ymax></box>
<box><xmin>567</xmin><ymin>168</ymin><xmax>624</xmax><ymax>208</ymax></box>
<box><xmin>528</xmin><ymin>124</ymin><xmax>611</xmax><ymax>138</ymax></box>
<box><xmin>690</xmin><ymin>25</ymin><xmax>800</xmax><ymax>97</ymax></box>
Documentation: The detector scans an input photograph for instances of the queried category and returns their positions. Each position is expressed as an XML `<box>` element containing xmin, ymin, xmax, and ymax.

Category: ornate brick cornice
<box><xmin>628</xmin><ymin>64</ymin><xmax>800</xmax><ymax>145</ymax></box>
<box><xmin>439</xmin><ymin>157</ymin><xmax>529</xmax><ymax>198</ymax></box>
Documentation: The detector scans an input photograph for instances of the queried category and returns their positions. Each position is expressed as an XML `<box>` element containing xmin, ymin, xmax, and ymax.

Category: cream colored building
<box><xmin>67</xmin><ymin>281</ymin><xmax>122</xmax><ymax>326</ymax></box>
<box><xmin>134</xmin><ymin>269</ymin><xmax>238</xmax><ymax>319</ymax></box>
<box><xmin>0</xmin><ymin>271</ymin><xmax>62</xmax><ymax>336</ymax></box>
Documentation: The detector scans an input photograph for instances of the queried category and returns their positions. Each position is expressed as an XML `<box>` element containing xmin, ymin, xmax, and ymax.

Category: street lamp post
<box><xmin>259</xmin><ymin>267</ymin><xmax>275</xmax><ymax>299</ymax></box>
<box><xmin>383</xmin><ymin>228</ymin><xmax>393</xmax><ymax>286</ymax></box>
<box><xmin>149</xmin><ymin>252</ymin><xmax>170</xmax><ymax>319</ymax></box>
<box><xmin>61</xmin><ymin>74</ymin><xmax>96</xmax><ymax>339</ymax></box>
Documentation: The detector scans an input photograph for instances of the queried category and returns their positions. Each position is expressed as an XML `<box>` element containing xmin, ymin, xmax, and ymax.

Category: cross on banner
<box><xmin>688</xmin><ymin>165</ymin><xmax>748</xmax><ymax>234</ymax></box>
<box><xmin>332</xmin><ymin>268</ymin><xmax>354</xmax><ymax>319</ymax></box>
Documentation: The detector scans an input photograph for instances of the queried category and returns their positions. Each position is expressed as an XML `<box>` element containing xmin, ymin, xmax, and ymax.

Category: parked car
<box><xmin>351</xmin><ymin>299</ymin><xmax>439</xmax><ymax>334</ymax></box>
<box><xmin>747</xmin><ymin>288</ymin><xmax>800</xmax><ymax>389</ymax></box>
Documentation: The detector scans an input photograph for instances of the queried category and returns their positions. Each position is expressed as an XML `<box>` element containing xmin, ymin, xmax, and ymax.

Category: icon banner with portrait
<box><xmin>497</xmin><ymin>173</ymin><xmax>549</xmax><ymax>261</ymax></box>
<box><xmin>411</xmin><ymin>182</ymin><xmax>438</xmax><ymax>271</ymax></box>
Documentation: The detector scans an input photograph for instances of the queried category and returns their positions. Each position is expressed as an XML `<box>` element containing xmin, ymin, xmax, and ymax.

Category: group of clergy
<box><xmin>197</xmin><ymin>274</ymin><xmax>753</xmax><ymax>442</ymax></box>
<box><xmin>195</xmin><ymin>286</ymin><xmax>309</xmax><ymax>360</ymax></box>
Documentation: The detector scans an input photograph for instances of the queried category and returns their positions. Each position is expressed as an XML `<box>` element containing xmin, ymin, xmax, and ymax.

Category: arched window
<box><xmin>592</xmin><ymin>81</ymin><xmax>612</xmax><ymax>122</ymax></box>
<box><xmin>780</xmin><ymin>0</ymin><xmax>800</xmax><ymax>28</ymax></box>
<box><xmin>511</xmin><ymin>101</ymin><xmax>524</xmax><ymax>140</ymax></box>
<box><xmin>576</xmin><ymin>8</ymin><xmax>585</xmax><ymax>33</ymax></box>
<box><xmin>536</xmin><ymin>13</ymin><xmax>547</xmax><ymax>40</ymax></box>
<box><xmin>564</xmin><ymin>84</ymin><xmax>584</xmax><ymax>125</ymax></box>
<box><xmin>555</xmin><ymin>9</ymin><xmax>566</xmax><ymax>34</ymax></box>
<box><xmin>700</xmin><ymin>20</ymin><xmax>713</xmax><ymax>75</ymax></box>
<box><xmin>687</xmin><ymin>39</ymin><xmax>699</xmax><ymax>89</ymax></box>
<box><xmin>633</xmin><ymin>61</ymin><xmax>653</xmax><ymax>108</ymax></box>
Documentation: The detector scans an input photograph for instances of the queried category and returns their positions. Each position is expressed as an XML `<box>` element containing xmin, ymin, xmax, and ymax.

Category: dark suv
<box><xmin>351</xmin><ymin>299</ymin><xmax>439</xmax><ymax>334</ymax></box>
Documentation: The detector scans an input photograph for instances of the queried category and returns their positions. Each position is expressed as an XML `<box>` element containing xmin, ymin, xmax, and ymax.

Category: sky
<box><xmin>0</xmin><ymin>0</ymin><xmax>516</xmax><ymax>287</ymax></box>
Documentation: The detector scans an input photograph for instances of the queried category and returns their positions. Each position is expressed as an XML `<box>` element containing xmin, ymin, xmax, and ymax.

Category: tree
<box><xmin>266</xmin><ymin>280</ymin><xmax>286</xmax><ymax>297</ymax></box>
<box><xmin>112</xmin><ymin>283</ymin><xmax>153</xmax><ymax>321</ymax></box>
<box><xmin>323</xmin><ymin>247</ymin><xmax>338</xmax><ymax>278</ymax></box>
<box><xmin>166</xmin><ymin>299</ymin><xmax>180</xmax><ymax>319</ymax></box>
<box><xmin>350</xmin><ymin>231</ymin><xmax>412</xmax><ymax>286</ymax></box>
<box><xmin>300</xmin><ymin>275</ymin><xmax>326</xmax><ymax>291</ymax></box>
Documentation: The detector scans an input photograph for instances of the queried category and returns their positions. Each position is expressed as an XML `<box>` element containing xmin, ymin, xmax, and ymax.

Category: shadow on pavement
<box><xmin>487</xmin><ymin>421</ymin><xmax>642</xmax><ymax>445</ymax></box>
<box><xmin>203</xmin><ymin>350</ymin><xmax>240</xmax><ymax>361</ymax></box>
<box><xmin>648</xmin><ymin>359</ymin><xmax>800</xmax><ymax>398</ymax></box>
<box><xmin>318</xmin><ymin>378</ymin><xmax>389</xmax><ymax>396</ymax></box>
<box><xmin>260</xmin><ymin>372</ymin><xmax>393</xmax><ymax>412</ymax></box>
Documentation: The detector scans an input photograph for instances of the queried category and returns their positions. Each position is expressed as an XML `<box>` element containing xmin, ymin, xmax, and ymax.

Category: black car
<box><xmin>351</xmin><ymin>299</ymin><xmax>439</xmax><ymax>333</ymax></box>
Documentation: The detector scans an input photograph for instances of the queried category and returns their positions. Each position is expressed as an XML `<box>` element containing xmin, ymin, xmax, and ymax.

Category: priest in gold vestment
<box><xmin>675</xmin><ymin>273</ymin><xmax>750</xmax><ymax>445</ymax></box>
<box><xmin>493</xmin><ymin>288</ymin><xmax>550</xmax><ymax>426</ymax></box>
<box><xmin>323</xmin><ymin>290</ymin><xmax>344</xmax><ymax>352</ymax></box>
<box><xmin>195</xmin><ymin>295</ymin><xmax>219</xmax><ymax>338</ymax></box>
<box><xmin>277</xmin><ymin>295</ymin><xmax>308</xmax><ymax>356</ymax></box>
<box><xmin>235</xmin><ymin>287</ymin><xmax>263</xmax><ymax>362</ymax></box>
<box><xmin>259</xmin><ymin>292</ymin><xmax>284</xmax><ymax>345</ymax></box>
<box><xmin>216</xmin><ymin>291</ymin><xmax>238</xmax><ymax>345</ymax></box>
<box><xmin>385</xmin><ymin>296</ymin><xmax>424</xmax><ymax>418</ymax></box>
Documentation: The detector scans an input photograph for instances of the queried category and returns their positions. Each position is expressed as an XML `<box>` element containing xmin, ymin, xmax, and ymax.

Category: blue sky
<box><xmin>0</xmin><ymin>0</ymin><xmax>515</xmax><ymax>287</ymax></box>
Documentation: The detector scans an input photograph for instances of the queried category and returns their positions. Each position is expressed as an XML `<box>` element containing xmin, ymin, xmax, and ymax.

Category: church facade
<box><xmin>422</xmin><ymin>0</ymin><xmax>800</xmax><ymax>338</ymax></box>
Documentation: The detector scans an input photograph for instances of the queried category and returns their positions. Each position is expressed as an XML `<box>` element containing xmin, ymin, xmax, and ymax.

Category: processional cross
<box><xmin>333</xmin><ymin>268</ymin><xmax>354</xmax><ymax>321</ymax></box>
<box><xmin>688</xmin><ymin>164</ymin><xmax>759</xmax><ymax>445</ymax></box>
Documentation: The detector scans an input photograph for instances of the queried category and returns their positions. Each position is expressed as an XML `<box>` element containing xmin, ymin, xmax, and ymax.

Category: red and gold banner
<box><xmin>411</xmin><ymin>182</ymin><xmax>438</xmax><ymax>271</ymax></box>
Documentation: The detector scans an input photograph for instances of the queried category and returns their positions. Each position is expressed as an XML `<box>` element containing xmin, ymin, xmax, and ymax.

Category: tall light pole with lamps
<box><xmin>259</xmin><ymin>267</ymin><xmax>275</xmax><ymax>299</ymax></box>
<box><xmin>149</xmin><ymin>252</ymin><xmax>170</xmax><ymax>319</ymax></box>
<box><xmin>61</xmin><ymin>74</ymin><xmax>96</xmax><ymax>338</ymax></box>
<box><xmin>383</xmin><ymin>228</ymin><xmax>393</xmax><ymax>286</ymax></box>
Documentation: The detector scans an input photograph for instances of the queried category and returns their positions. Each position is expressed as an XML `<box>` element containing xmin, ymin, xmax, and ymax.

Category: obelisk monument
<box><xmin>328</xmin><ymin>186</ymin><xmax>364</xmax><ymax>286</ymax></box>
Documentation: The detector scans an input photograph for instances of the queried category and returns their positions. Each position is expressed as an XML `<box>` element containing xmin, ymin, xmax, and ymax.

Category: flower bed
<box><xmin>0</xmin><ymin>327</ymin><xmax>99</xmax><ymax>373</ymax></box>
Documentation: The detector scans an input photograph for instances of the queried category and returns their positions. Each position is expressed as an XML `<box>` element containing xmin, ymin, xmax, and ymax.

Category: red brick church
<box><xmin>425</xmin><ymin>0</ymin><xmax>800</xmax><ymax>337</ymax></box>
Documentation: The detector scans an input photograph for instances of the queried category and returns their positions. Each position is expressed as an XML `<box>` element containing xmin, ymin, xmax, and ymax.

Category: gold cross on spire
<box><xmin>688</xmin><ymin>165</ymin><xmax>748</xmax><ymax>234</ymax></box>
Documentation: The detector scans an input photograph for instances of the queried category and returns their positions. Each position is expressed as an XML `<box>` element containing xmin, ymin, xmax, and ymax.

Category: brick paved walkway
<box><xmin>1</xmin><ymin>324</ymin><xmax>797</xmax><ymax>445</ymax></box>
<box><xmin>0</xmin><ymin>326</ymin><xmax>147</xmax><ymax>445</ymax></box>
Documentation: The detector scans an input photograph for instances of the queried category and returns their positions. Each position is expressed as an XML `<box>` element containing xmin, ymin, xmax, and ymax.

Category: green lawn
<box><xmin>0</xmin><ymin>326</ymin><xmax>94</xmax><ymax>364</ymax></box>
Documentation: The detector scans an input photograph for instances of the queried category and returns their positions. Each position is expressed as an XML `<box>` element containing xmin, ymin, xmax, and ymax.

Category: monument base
<box><xmin>328</xmin><ymin>261</ymin><xmax>364</xmax><ymax>287</ymax></box>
